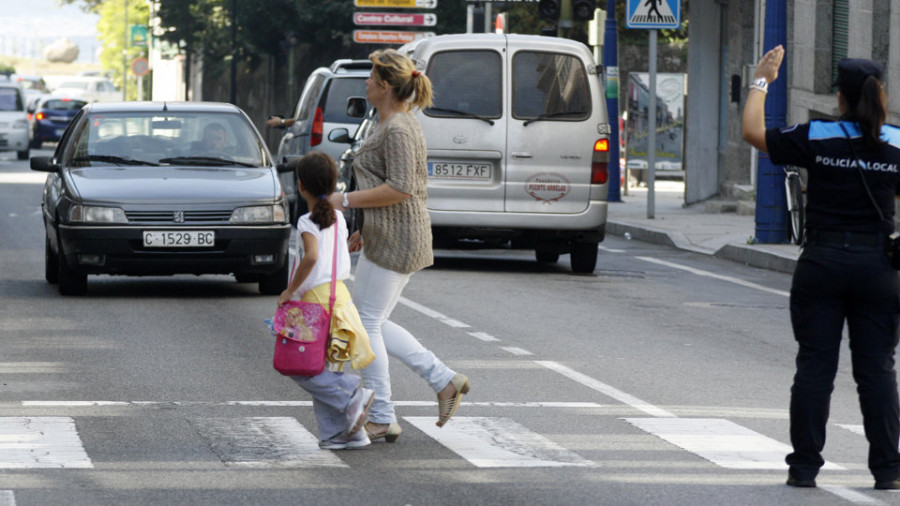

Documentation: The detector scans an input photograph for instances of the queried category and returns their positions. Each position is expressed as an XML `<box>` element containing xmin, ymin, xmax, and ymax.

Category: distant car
<box><xmin>31</xmin><ymin>101</ymin><xmax>292</xmax><ymax>295</ymax></box>
<box><xmin>271</xmin><ymin>59</ymin><xmax>372</xmax><ymax>223</ymax></box>
<box><xmin>29</xmin><ymin>96</ymin><xmax>87</xmax><ymax>149</ymax></box>
<box><xmin>12</xmin><ymin>74</ymin><xmax>50</xmax><ymax>107</ymax></box>
<box><xmin>0</xmin><ymin>82</ymin><xmax>30</xmax><ymax>160</ymax></box>
<box><xmin>53</xmin><ymin>76</ymin><xmax>120</xmax><ymax>102</ymax></box>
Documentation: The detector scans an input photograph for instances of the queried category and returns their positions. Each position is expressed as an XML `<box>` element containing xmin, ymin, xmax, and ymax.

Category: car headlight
<box><xmin>69</xmin><ymin>205</ymin><xmax>127</xmax><ymax>223</ymax></box>
<box><xmin>230</xmin><ymin>204</ymin><xmax>287</xmax><ymax>224</ymax></box>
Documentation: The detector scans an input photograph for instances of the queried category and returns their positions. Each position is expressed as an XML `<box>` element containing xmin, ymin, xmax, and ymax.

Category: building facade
<box><xmin>685</xmin><ymin>0</ymin><xmax>900</xmax><ymax>205</ymax></box>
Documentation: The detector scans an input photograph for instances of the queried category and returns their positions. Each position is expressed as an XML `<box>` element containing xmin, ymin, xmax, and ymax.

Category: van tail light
<box><xmin>36</xmin><ymin>112</ymin><xmax>45</xmax><ymax>121</ymax></box>
<box><xmin>311</xmin><ymin>107</ymin><xmax>324</xmax><ymax>147</ymax></box>
<box><xmin>591</xmin><ymin>138</ymin><xmax>609</xmax><ymax>185</ymax></box>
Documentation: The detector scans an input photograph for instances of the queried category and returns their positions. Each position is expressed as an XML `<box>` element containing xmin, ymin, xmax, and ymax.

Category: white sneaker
<box><xmin>345</xmin><ymin>387</ymin><xmax>375</xmax><ymax>436</ymax></box>
<box><xmin>319</xmin><ymin>429</ymin><xmax>370</xmax><ymax>450</ymax></box>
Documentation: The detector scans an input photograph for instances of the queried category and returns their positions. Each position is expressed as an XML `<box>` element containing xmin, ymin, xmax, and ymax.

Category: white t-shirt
<box><xmin>291</xmin><ymin>211</ymin><xmax>351</xmax><ymax>297</ymax></box>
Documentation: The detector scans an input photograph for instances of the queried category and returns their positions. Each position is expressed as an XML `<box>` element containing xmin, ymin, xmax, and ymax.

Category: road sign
<box><xmin>354</xmin><ymin>0</ymin><xmax>437</xmax><ymax>8</ymax></box>
<box><xmin>626</xmin><ymin>0</ymin><xmax>681</xmax><ymax>29</ymax></box>
<box><xmin>354</xmin><ymin>12</ymin><xmax>437</xmax><ymax>26</ymax></box>
<box><xmin>353</xmin><ymin>30</ymin><xmax>435</xmax><ymax>45</ymax></box>
<box><xmin>131</xmin><ymin>57</ymin><xmax>149</xmax><ymax>77</ymax></box>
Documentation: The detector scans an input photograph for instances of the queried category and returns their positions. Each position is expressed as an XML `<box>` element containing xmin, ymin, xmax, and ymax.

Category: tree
<box><xmin>96</xmin><ymin>0</ymin><xmax>150</xmax><ymax>100</ymax></box>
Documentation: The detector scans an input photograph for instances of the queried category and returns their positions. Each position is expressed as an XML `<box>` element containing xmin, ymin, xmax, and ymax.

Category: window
<box><xmin>0</xmin><ymin>88</ymin><xmax>22</xmax><ymax>111</ymax></box>
<box><xmin>831</xmin><ymin>0</ymin><xmax>849</xmax><ymax>92</ymax></box>
<box><xmin>322</xmin><ymin>77</ymin><xmax>368</xmax><ymax>123</ymax></box>
<box><xmin>512</xmin><ymin>51</ymin><xmax>590</xmax><ymax>120</ymax></box>
<box><xmin>426</xmin><ymin>50</ymin><xmax>502</xmax><ymax>119</ymax></box>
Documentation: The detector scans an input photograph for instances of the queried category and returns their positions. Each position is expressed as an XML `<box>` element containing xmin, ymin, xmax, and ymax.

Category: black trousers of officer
<box><xmin>787</xmin><ymin>236</ymin><xmax>900</xmax><ymax>482</ymax></box>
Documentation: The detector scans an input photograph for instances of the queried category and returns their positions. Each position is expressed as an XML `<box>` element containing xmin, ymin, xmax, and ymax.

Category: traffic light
<box><xmin>538</xmin><ymin>0</ymin><xmax>561</xmax><ymax>21</ymax></box>
<box><xmin>572</xmin><ymin>0</ymin><xmax>596</xmax><ymax>22</ymax></box>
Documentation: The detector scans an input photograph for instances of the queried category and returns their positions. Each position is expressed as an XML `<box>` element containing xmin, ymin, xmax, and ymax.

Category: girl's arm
<box><xmin>277</xmin><ymin>231</ymin><xmax>318</xmax><ymax>306</ymax></box>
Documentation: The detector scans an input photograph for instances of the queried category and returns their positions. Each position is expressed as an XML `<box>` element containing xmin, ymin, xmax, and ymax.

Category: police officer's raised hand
<box><xmin>754</xmin><ymin>45</ymin><xmax>785</xmax><ymax>84</ymax></box>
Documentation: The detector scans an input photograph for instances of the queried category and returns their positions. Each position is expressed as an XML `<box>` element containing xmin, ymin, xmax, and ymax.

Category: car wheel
<box><xmin>17</xmin><ymin>149</ymin><xmax>29</xmax><ymax>160</ymax></box>
<box><xmin>535</xmin><ymin>249</ymin><xmax>560</xmax><ymax>264</ymax></box>
<box><xmin>234</xmin><ymin>273</ymin><xmax>258</xmax><ymax>283</ymax></box>
<box><xmin>45</xmin><ymin>236</ymin><xmax>59</xmax><ymax>284</ymax></box>
<box><xmin>570</xmin><ymin>241</ymin><xmax>599</xmax><ymax>274</ymax></box>
<box><xmin>258</xmin><ymin>262</ymin><xmax>289</xmax><ymax>295</ymax></box>
<box><xmin>57</xmin><ymin>243</ymin><xmax>88</xmax><ymax>295</ymax></box>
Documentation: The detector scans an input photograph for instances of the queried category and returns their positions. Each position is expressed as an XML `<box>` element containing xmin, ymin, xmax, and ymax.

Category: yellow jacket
<box><xmin>302</xmin><ymin>281</ymin><xmax>375</xmax><ymax>371</ymax></box>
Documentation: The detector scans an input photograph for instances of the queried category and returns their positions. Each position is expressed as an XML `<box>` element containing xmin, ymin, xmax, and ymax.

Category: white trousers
<box><xmin>352</xmin><ymin>252</ymin><xmax>456</xmax><ymax>424</ymax></box>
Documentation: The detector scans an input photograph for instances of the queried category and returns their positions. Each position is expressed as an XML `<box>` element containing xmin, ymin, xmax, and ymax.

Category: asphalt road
<box><xmin>0</xmin><ymin>150</ymin><xmax>897</xmax><ymax>505</ymax></box>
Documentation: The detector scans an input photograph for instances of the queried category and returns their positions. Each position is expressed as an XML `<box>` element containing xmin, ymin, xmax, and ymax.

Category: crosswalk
<box><xmin>0</xmin><ymin>410</ymin><xmax>862</xmax><ymax>471</ymax></box>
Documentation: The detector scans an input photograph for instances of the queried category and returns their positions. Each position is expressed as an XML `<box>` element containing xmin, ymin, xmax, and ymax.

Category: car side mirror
<box><xmin>346</xmin><ymin>97</ymin><xmax>367</xmax><ymax>119</ymax></box>
<box><xmin>31</xmin><ymin>156</ymin><xmax>60</xmax><ymax>173</ymax></box>
<box><xmin>328</xmin><ymin>128</ymin><xmax>351</xmax><ymax>144</ymax></box>
<box><xmin>276</xmin><ymin>155</ymin><xmax>302</xmax><ymax>173</ymax></box>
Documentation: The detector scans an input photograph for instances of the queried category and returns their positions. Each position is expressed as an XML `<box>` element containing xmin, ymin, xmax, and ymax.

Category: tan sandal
<box><xmin>365</xmin><ymin>422</ymin><xmax>402</xmax><ymax>443</ymax></box>
<box><xmin>437</xmin><ymin>373</ymin><xmax>470</xmax><ymax>427</ymax></box>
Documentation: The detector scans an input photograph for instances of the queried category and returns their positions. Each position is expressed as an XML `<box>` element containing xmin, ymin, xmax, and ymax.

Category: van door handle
<box><xmin>511</xmin><ymin>152</ymin><xmax>533</xmax><ymax>159</ymax></box>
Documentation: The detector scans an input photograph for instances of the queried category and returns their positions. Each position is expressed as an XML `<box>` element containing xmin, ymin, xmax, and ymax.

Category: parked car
<box><xmin>52</xmin><ymin>76</ymin><xmax>120</xmax><ymax>102</ymax></box>
<box><xmin>0</xmin><ymin>82</ymin><xmax>31</xmax><ymax>160</ymax></box>
<box><xmin>29</xmin><ymin>96</ymin><xmax>87</xmax><ymax>149</ymax></box>
<box><xmin>270</xmin><ymin>59</ymin><xmax>372</xmax><ymax>223</ymax></box>
<box><xmin>31</xmin><ymin>101</ymin><xmax>292</xmax><ymax>295</ymax></box>
<box><xmin>395</xmin><ymin>33</ymin><xmax>611</xmax><ymax>273</ymax></box>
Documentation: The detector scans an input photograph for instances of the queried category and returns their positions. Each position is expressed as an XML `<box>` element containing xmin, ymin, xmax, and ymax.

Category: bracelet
<box><xmin>749</xmin><ymin>84</ymin><xmax>768</xmax><ymax>94</ymax></box>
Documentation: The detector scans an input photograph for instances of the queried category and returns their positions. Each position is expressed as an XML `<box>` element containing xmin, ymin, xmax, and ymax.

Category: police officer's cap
<box><xmin>836</xmin><ymin>58</ymin><xmax>884</xmax><ymax>103</ymax></box>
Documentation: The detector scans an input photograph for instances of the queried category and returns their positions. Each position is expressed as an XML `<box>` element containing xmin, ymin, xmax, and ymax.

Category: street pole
<box><xmin>122</xmin><ymin>0</ymin><xmax>128</xmax><ymax>101</ymax></box>
<box><xmin>647</xmin><ymin>29</ymin><xmax>657</xmax><ymax>219</ymax></box>
<box><xmin>230</xmin><ymin>0</ymin><xmax>237</xmax><ymax>105</ymax></box>
<box><xmin>753</xmin><ymin>0</ymin><xmax>788</xmax><ymax>243</ymax></box>
<box><xmin>603</xmin><ymin>0</ymin><xmax>621</xmax><ymax>202</ymax></box>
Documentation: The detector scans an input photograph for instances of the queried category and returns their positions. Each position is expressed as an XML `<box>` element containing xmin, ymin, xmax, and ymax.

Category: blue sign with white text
<box><xmin>626</xmin><ymin>0</ymin><xmax>681</xmax><ymax>29</ymax></box>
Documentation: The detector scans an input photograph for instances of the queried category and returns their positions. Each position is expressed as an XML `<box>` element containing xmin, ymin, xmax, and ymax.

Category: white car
<box><xmin>0</xmin><ymin>83</ymin><xmax>31</xmax><ymax>159</ymax></box>
<box><xmin>53</xmin><ymin>77</ymin><xmax>121</xmax><ymax>102</ymax></box>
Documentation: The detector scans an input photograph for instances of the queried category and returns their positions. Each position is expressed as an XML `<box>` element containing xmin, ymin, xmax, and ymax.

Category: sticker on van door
<box><xmin>525</xmin><ymin>173</ymin><xmax>570</xmax><ymax>203</ymax></box>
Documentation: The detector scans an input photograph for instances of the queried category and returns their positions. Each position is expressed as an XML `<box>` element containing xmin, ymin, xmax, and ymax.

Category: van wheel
<box><xmin>259</xmin><ymin>262</ymin><xmax>289</xmax><ymax>295</ymax></box>
<box><xmin>535</xmin><ymin>249</ymin><xmax>560</xmax><ymax>264</ymax></box>
<box><xmin>17</xmin><ymin>149</ymin><xmax>29</xmax><ymax>160</ymax></box>
<box><xmin>45</xmin><ymin>236</ymin><xmax>59</xmax><ymax>284</ymax></box>
<box><xmin>570</xmin><ymin>241</ymin><xmax>599</xmax><ymax>274</ymax></box>
<box><xmin>58</xmin><ymin>244</ymin><xmax>88</xmax><ymax>295</ymax></box>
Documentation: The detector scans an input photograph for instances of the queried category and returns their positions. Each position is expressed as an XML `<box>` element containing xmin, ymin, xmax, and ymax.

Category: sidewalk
<box><xmin>606</xmin><ymin>181</ymin><xmax>800</xmax><ymax>274</ymax></box>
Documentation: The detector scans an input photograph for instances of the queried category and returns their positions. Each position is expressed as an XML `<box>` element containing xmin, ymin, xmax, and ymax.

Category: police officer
<box><xmin>743</xmin><ymin>46</ymin><xmax>900</xmax><ymax>490</ymax></box>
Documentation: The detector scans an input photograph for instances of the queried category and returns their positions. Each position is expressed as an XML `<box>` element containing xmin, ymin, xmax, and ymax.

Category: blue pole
<box><xmin>603</xmin><ymin>0</ymin><xmax>621</xmax><ymax>202</ymax></box>
<box><xmin>754</xmin><ymin>0</ymin><xmax>788</xmax><ymax>243</ymax></box>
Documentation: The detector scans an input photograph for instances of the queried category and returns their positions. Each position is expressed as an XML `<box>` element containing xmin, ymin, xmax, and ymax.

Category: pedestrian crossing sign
<box><xmin>626</xmin><ymin>0</ymin><xmax>681</xmax><ymax>29</ymax></box>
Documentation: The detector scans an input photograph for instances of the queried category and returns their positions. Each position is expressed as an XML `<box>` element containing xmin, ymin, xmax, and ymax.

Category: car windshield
<box><xmin>67</xmin><ymin>110</ymin><xmax>270</xmax><ymax>168</ymax></box>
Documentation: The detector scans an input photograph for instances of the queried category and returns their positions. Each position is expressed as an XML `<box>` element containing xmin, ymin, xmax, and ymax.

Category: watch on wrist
<box><xmin>750</xmin><ymin>77</ymin><xmax>768</xmax><ymax>93</ymax></box>
<box><xmin>342</xmin><ymin>192</ymin><xmax>350</xmax><ymax>209</ymax></box>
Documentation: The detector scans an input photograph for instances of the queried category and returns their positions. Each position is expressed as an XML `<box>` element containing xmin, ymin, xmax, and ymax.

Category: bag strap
<box><xmin>839</xmin><ymin>122</ymin><xmax>885</xmax><ymax>221</ymax></box>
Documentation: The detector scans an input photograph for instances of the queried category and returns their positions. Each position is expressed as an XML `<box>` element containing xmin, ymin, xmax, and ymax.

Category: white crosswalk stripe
<box><xmin>0</xmin><ymin>417</ymin><xmax>91</xmax><ymax>469</ymax></box>
<box><xmin>625</xmin><ymin>417</ymin><xmax>844</xmax><ymax>470</ymax></box>
<box><xmin>405</xmin><ymin>416</ymin><xmax>596</xmax><ymax>468</ymax></box>
<box><xmin>190</xmin><ymin>417</ymin><xmax>346</xmax><ymax>468</ymax></box>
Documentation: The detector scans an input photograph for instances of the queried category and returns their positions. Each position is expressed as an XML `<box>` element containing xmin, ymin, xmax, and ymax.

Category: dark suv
<box><xmin>271</xmin><ymin>59</ymin><xmax>372</xmax><ymax>223</ymax></box>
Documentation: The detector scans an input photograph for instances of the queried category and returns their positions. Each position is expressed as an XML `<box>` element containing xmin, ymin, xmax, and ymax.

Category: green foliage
<box><xmin>0</xmin><ymin>62</ymin><xmax>15</xmax><ymax>77</ymax></box>
<box><xmin>96</xmin><ymin>0</ymin><xmax>149</xmax><ymax>100</ymax></box>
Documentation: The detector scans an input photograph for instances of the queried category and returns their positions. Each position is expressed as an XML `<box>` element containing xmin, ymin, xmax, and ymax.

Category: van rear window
<box><xmin>323</xmin><ymin>77</ymin><xmax>368</xmax><ymax>124</ymax></box>
<box><xmin>513</xmin><ymin>52</ymin><xmax>590</xmax><ymax>121</ymax></box>
<box><xmin>426</xmin><ymin>50</ymin><xmax>501</xmax><ymax>119</ymax></box>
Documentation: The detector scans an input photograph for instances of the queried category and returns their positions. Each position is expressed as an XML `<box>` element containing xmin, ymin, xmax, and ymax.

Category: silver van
<box><xmin>399</xmin><ymin>34</ymin><xmax>610</xmax><ymax>273</ymax></box>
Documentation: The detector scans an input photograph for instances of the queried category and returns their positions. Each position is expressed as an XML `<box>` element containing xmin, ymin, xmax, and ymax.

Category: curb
<box><xmin>608</xmin><ymin>220</ymin><xmax>797</xmax><ymax>274</ymax></box>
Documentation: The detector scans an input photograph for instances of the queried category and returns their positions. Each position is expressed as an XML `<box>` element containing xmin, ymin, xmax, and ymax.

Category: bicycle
<box><xmin>784</xmin><ymin>165</ymin><xmax>805</xmax><ymax>245</ymax></box>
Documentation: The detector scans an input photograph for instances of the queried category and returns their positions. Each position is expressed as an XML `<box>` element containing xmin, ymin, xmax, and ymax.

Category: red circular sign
<box><xmin>131</xmin><ymin>57</ymin><xmax>149</xmax><ymax>77</ymax></box>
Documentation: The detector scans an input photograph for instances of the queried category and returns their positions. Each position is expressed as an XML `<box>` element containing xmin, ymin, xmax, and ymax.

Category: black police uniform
<box><xmin>766</xmin><ymin>119</ymin><xmax>900</xmax><ymax>482</ymax></box>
